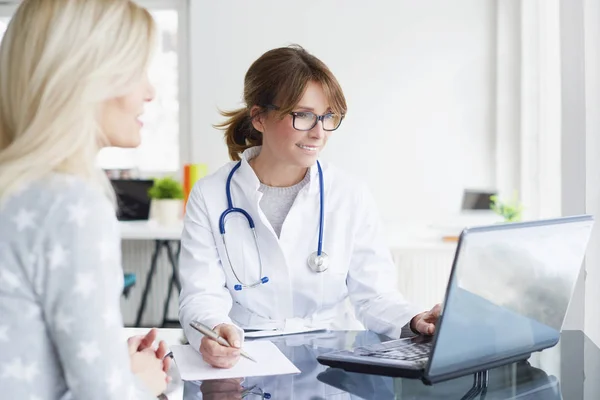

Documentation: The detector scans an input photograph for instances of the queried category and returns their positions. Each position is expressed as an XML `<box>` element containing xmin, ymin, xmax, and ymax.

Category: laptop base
<box><xmin>317</xmin><ymin>350</ymin><xmax>533</xmax><ymax>385</ymax></box>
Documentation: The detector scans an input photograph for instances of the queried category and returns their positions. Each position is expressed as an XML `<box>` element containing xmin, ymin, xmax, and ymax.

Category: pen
<box><xmin>189</xmin><ymin>320</ymin><xmax>257</xmax><ymax>363</ymax></box>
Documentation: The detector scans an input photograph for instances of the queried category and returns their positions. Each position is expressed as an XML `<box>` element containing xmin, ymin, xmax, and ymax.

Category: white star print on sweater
<box><xmin>0</xmin><ymin>174</ymin><xmax>155</xmax><ymax>399</ymax></box>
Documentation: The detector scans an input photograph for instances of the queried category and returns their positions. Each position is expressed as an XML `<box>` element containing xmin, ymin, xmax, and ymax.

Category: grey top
<box><xmin>0</xmin><ymin>174</ymin><xmax>154</xmax><ymax>399</ymax></box>
<box><xmin>258</xmin><ymin>171</ymin><xmax>310</xmax><ymax>237</ymax></box>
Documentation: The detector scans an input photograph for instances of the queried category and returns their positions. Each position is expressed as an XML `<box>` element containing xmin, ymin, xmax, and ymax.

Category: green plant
<box><xmin>148</xmin><ymin>177</ymin><xmax>184</xmax><ymax>200</ymax></box>
<box><xmin>490</xmin><ymin>191</ymin><xmax>523</xmax><ymax>222</ymax></box>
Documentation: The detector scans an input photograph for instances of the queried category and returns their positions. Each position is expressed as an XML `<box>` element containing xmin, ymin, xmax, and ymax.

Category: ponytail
<box><xmin>215</xmin><ymin>45</ymin><xmax>348</xmax><ymax>162</ymax></box>
<box><xmin>215</xmin><ymin>107</ymin><xmax>263</xmax><ymax>161</ymax></box>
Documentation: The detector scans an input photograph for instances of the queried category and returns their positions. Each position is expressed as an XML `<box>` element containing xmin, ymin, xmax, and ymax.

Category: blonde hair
<box><xmin>0</xmin><ymin>0</ymin><xmax>156</xmax><ymax>202</ymax></box>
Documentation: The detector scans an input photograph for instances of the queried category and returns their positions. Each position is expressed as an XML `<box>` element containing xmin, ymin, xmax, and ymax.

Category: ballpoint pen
<box><xmin>190</xmin><ymin>320</ymin><xmax>257</xmax><ymax>362</ymax></box>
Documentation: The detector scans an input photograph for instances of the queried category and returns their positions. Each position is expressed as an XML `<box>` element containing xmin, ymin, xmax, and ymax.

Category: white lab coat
<box><xmin>178</xmin><ymin>147</ymin><xmax>421</xmax><ymax>351</ymax></box>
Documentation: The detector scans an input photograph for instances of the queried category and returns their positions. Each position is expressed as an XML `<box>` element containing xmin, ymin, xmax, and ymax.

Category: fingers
<box><xmin>128</xmin><ymin>328</ymin><xmax>158</xmax><ymax>355</ymax></box>
<box><xmin>430</xmin><ymin>303</ymin><xmax>442</xmax><ymax>319</ymax></box>
<box><xmin>156</xmin><ymin>340</ymin><xmax>168</xmax><ymax>359</ymax></box>
<box><xmin>156</xmin><ymin>340</ymin><xmax>172</xmax><ymax>372</ymax></box>
<box><xmin>414</xmin><ymin>317</ymin><xmax>436</xmax><ymax>335</ymax></box>
<box><xmin>217</xmin><ymin>324</ymin><xmax>242</xmax><ymax>348</ymax></box>
<box><xmin>163</xmin><ymin>356</ymin><xmax>172</xmax><ymax>375</ymax></box>
<box><xmin>200</xmin><ymin>336</ymin><xmax>241</xmax><ymax>369</ymax></box>
<box><xmin>127</xmin><ymin>335</ymin><xmax>145</xmax><ymax>355</ymax></box>
<box><xmin>139</xmin><ymin>328</ymin><xmax>158</xmax><ymax>351</ymax></box>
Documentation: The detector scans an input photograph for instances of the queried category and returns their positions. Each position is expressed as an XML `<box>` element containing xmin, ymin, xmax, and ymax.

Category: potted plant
<box><xmin>148</xmin><ymin>177</ymin><xmax>185</xmax><ymax>225</ymax></box>
<box><xmin>490</xmin><ymin>191</ymin><xmax>524</xmax><ymax>222</ymax></box>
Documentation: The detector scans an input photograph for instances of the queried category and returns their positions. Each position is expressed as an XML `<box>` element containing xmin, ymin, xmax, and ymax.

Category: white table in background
<box><xmin>119</xmin><ymin>220</ymin><xmax>184</xmax><ymax>327</ymax></box>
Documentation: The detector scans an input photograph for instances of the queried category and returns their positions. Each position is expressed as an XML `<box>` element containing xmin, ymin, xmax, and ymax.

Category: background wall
<box><xmin>189</xmin><ymin>0</ymin><xmax>497</xmax><ymax>227</ymax></box>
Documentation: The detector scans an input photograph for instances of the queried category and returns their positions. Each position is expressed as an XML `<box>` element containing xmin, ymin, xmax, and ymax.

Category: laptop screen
<box><xmin>426</xmin><ymin>216</ymin><xmax>593</xmax><ymax>380</ymax></box>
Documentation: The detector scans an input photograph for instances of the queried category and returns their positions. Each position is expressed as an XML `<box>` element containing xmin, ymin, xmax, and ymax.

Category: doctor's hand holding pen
<box><xmin>199</xmin><ymin>324</ymin><xmax>243</xmax><ymax>368</ymax></box>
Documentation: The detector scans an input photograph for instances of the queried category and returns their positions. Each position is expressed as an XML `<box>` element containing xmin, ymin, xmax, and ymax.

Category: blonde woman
<box><xmin>0</xmin><ymin>0</ymin><xmax>169</xmax><ymax>398</ymax></box>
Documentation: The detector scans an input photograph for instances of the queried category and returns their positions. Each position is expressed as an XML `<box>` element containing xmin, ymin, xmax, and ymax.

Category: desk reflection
<box><xmin>182</xmin><ymin>331</ymin><xmax>561</xmax><ymax>400</ymax></box>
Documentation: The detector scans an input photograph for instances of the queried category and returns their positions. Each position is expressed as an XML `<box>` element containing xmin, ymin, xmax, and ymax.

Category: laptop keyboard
<box><xmin>355</xmin><ymin>339</ymin><xmax>432</xmax><ymax>362</ymax></box>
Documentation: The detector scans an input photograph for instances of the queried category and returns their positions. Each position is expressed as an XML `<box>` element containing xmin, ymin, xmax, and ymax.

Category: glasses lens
<box><xmin>322</xmin><ymin>113</ymin><xmax>342</xmax><ymax>131</ymax></box>
<box><xmin>292</xmin><ymin>112</ymin><xmax>317</xmax><ymax>130</ymax></box>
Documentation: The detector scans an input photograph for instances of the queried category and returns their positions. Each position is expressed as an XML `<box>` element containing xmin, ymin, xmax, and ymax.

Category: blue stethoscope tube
<box><xmin>219</xmin><ymin>160</ymin><xmax>327</xmax><ymax>291</ymax></box>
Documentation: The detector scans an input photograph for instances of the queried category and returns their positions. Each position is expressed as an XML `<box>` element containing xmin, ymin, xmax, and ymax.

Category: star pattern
<box><xmin>0</xmin><ymin>269</ymin><xmax>19</xmax><ymax>291</ymax></box>
<box><xmin>54</xmin><ymin>311</ymin><xmax>74</xmax><ymax>334</ymax></box>
<box><xmin>73</xmin><ymin>272</ymin><xmax>96</xmax><ymax>298</ymax></box>
<box><xmin>67</xmin><ymin>202</ymin><xmax>89</xmax><ymax>228</ymax></box>
<box><xmin>77</xmin><ymin>341</ymin><xmax>100</xmax><ymax>365</ymax></box>
<box><xmin>1</xmin><ymin>358</ymin><xmax>39</xmax><ymax>382</ymax></box>
<box><xmin>2</xmin><ymin>180</ymin><xmax>146</xmax><ymax>398</ymax></box>
<box><xmin>12</xmin><ymin>208</ymin><xmax>36</xmax><ymax>232</ymax></box>
<box><xmin>103</xmin><ymin>308</ymin><xmax>121</xmax><ymax>328</ymax></box>
<box><xmin>23</xmin><ymin>304</ymin><xmax>39</xmax><ymax>320</ymax></box>
<box><xmin>47</xmin><ymin>243</ymin><xmax>69</xmax><ymax>270</ymax></box>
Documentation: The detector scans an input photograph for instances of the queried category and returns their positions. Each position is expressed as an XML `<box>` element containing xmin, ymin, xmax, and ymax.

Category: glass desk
<box><xmin>180</xmin><ymin>330</ymin><xmax>598</xmax><ymax>399</ymax></box>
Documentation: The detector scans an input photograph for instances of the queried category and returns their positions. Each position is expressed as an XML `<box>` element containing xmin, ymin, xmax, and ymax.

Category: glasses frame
<box><xmin>264</xmin><ymin>104</ymin><xmax>344</xmax><ymax>132</ymax></box>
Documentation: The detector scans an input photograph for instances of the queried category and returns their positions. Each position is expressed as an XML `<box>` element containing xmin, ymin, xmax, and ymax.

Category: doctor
<box><xmin>178</xmin><ymin>45</ymin><xmax>440</xmax><ymax>368</ymax></box>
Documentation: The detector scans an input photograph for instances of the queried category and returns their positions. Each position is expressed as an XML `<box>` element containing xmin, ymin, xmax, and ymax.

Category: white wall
<box><xmin>583</xmin><ymin>0</ymin><xmax>600</xmax><ymax>346</ymax></box>
<box><xmin>189</xmin><ymin>0</ymin><xmax>496</xmax><ymax>227</ymax></box>
<box><xmin>559</xmin><ymin>0</ymin><xmax>600</xmax><ymax>346</ymax></box>
<box><xmin>560</xmin><ymin>0</ymin><xmax>587</xmax><ymax>331</ymax></box>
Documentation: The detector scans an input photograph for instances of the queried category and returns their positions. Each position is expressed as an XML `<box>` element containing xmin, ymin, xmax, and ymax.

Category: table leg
<box><xmin>161</xmin><ymin>240</ymin><xmax>182</xmax><ymax>327</ymax></box>
<box><xmin>135</xmin><ymin>240</ymin><xmax>162</xmax><ymax>327</ymax></box>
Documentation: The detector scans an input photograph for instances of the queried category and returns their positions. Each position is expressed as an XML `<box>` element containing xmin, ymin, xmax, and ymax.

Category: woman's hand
<box><xmin>128</xmin><ymin>328</ymin><xmax>172</xmax><ymax>374</ymax></box>
<box><xmin>410</xmin><ymin>303</ymin><xmax>442</xmax><ymax>335</ymax></box>
<box><xmin>127</xmin><ymin>328</ymin><xmax>171</xmax><ymax>396</ymax></box>
<box><xmin>130</xmin><ymin>348</ymin><xmax>168</xmax><ymax>396</ymax></box>
<box><xmin>200</xmin><ymin>324</ymin><xmax>242</xmax><ymax>369</ymax></box>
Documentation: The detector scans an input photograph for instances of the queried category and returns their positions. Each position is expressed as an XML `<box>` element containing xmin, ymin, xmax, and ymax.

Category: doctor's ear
<box><xmin>250</xmin><ymin>105</ymin><xmax>266</xmax><ymax>133</ymax></box>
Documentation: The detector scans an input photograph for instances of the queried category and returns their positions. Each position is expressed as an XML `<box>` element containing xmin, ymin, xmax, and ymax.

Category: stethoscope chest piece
<box><xmin>307</xmin><ymin>251</ymin><xmax>330</xmax><ymax>273</ymax></box>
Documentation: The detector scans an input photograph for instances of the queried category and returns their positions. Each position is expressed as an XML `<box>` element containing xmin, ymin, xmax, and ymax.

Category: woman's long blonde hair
<box><xmin>0</xmin><ymin>0</ymin><xmax>156</xmax><ymax>202</ymax></box>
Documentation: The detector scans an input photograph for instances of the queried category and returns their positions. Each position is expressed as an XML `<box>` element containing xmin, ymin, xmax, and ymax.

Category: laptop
<box><xmin>317</xmin><ymin>215</ymin><xmax>594</xmax><ymax>385</ymax></box>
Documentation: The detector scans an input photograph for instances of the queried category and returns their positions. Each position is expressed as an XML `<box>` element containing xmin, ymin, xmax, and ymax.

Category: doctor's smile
<box><xmin>178</xmin><ymin>45</ymin><xmax>440</xmax><ymax>370</ymax></box>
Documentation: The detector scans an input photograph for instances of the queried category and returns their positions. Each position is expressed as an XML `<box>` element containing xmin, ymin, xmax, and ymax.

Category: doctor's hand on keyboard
<box><xmin>410</xmin><ymin>303</ymin><xmax>442</xmax><ymax>336</ymax></box>
<box><xmin>199</xmin><ymin>324</ymin><xmax>242</xmax><ymax>369</ymax></box>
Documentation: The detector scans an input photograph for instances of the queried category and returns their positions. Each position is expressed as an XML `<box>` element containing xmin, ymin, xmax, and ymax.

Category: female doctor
<box><xmin>178</xmin><ymin>45</ymin><xmax>441</xmax><ymax>368</ymax></box>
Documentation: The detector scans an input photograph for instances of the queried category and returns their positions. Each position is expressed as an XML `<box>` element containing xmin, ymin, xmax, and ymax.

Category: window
<box><xmin>0</xmin><ymin>3</ymin><xmax>184</xmax><ymax>174</ymax></box>
<box><xmin>0</xmin><ymin>17</ymin><xmax>8</xmax><ymax>37</ymax></box>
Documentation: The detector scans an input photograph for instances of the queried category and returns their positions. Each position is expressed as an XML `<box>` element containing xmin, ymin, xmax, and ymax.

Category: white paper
<box><xmin>171</xmin><ymin>341</ymin><xmax>300</xmax><ymax>381</ymax></box>
<box><xmin>244</xmin><ymin>327</ymin><xmax>327</xmax><ymax>338</ymax></box>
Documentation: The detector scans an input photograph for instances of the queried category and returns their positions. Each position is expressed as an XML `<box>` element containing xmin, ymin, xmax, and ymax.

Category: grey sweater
<box><xmin>258</xmin><ymin>171</ymin><xmax>310</xmax><ymax>237</ymax></box>
<box><xmin>0</xmin><ymin>174</ymin><xmax>154</xmax><ymax>399</ymax></box>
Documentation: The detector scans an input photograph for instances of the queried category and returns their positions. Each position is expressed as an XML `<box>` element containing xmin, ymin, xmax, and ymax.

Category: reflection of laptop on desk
<box><xmin>317</xmin><ymin>360</ymin><xmax>561</xmax><ymax>399</ymax></box>
<box><xmin>317</xmin><ymin>215</ymin><xmax>594</xmax><ymax>385</ymax></box>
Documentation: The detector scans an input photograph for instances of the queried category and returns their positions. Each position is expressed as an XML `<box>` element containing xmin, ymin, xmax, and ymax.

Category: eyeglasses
<box><xmin>265</xmin><ymin>104</ymin><xmax>344</xmax><ymax>132</ymax></box>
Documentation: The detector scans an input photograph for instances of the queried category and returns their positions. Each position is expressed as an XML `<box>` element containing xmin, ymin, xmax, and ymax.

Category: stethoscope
<box><xmin>219</xmin><ymin>160</ymin><xmax>329</xmax><ymax>291</ymax></box>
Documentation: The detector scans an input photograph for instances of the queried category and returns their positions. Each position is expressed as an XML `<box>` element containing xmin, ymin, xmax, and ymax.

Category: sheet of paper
<box><xmin>171</xmin><ymin>341</ymin><xmax>300</xmax><ymax>381</ymax></box>
<box><xmin>244</xmin><ymin>327</ymin><xmax>327</xmax><ymax>338</ymax></box>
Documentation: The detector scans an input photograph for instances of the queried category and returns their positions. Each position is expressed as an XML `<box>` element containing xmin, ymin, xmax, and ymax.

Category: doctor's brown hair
<box><xmin>216</xmin><ymin>45</ymin><xmax>348</xmax><ymax>161</ymax></box>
